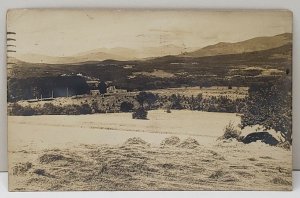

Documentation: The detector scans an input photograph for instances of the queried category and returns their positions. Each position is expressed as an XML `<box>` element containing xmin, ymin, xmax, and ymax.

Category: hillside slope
<box><xmin>180</xmin><ymin>33</ymin><xmax>292</xmax><ymax>58</ymax></box>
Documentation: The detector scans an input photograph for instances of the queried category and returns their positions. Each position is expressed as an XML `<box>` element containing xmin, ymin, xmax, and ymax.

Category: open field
<box><xmin>8</xmin><ymin>110</ymin><xmax>291</xmax><ymax>191</ymax></box>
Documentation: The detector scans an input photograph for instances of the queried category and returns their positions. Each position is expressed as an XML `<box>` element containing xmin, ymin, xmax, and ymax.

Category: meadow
<box><xmin>8</xmin><ymin>110</ymin><xmax>291</xmax><ymax>191</ymax></box>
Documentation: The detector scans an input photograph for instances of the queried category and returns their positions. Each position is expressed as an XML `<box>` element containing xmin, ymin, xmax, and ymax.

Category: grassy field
<box><xmin>8</xmin><ymin>110</ymin><xmax>292</xmax><ymax>191</ymax></box>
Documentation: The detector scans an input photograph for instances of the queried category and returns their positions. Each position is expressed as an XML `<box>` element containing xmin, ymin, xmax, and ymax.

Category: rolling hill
<box><xmin>8</xmin><ymin>33</ymin><xmax>292</xmax><ymax>101</ymax></box>
<box><xmin>14</xmin><ymin>33</ymin><xmax>291</xmax><ymax>64</ymax></box>
<box><xmin>180</xmin><ymin>33</ymin><xmax>292</xmax><ymax>58</ymax></box>
<box><xmin>15</xmin><ymin>44</ymin><xmax>192</xmax><ymax>64</ymax></box>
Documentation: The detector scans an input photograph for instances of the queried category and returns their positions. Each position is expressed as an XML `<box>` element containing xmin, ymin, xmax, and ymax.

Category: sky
<box><xmin>7</xmin><ymin>9</ymin><xmax>292</xmax><ymax>57</ymax></box>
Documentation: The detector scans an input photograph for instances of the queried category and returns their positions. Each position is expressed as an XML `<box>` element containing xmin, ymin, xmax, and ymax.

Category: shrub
<box><xmin>132</xmin><ymin>107</ymin><xmax>148</xmax><ymax>120</ymax></box>
<box><xmin>120</xmin><ymin>101</ymin><xmax>134</xmax><ymax>112</ymax></box>
<box><xmin>170</xmin><ymin>94</ymin><xmax>183</xmax><ymax>109</ymax></box>
<box><xmin>220</xmin><ymin>121</ymin><xmax>241</xmax><ymax>140</ymax></box>
<box><xmin>42</xmin><ymin>103</ymin><xmax>62</xmax><ymax>115</ymax></box>
<box><xmin>79</xmin><ymin>104</ymin><xmax>92</xmax><ymax>114</ymax></box>
<box><xmin>166</xmin><ymin>107</ymin><xmax>171</xmax><ymax>113</ymax></box>
<box><xmin>63</xmin><ymin>105</ymin><xmax>81</xmax><ymax>115</ymax></box>
<box><xmin>10</xmin><ymin>103</ymin><xmax>36</xmax><ymax>116</ymax></box>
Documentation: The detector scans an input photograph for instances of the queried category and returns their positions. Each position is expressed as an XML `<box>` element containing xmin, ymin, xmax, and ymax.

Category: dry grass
<box><xmin>9</xmin><ymin>136</ymin><xmax>292</xmax><ymax>191</ymax></box>
<box><xmin>8</xmin><ymin>111</ymin><xmax>291</xmax><ymax>191</ymax></box>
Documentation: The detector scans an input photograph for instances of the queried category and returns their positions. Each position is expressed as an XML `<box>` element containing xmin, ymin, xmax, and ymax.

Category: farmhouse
<box><xmin>107</xmin><ymin>86</ymin><xmax>127</xmax><ymax>94</ymax></box>
<box><xmin>86</xmin><ymin>80</ymin><xmax>99</xmax><ymax>90</ymax></box>
<box><xmin>86</xmin><ymin>80</ymin><xmax>127</xmax><ymax>95</ymax></box>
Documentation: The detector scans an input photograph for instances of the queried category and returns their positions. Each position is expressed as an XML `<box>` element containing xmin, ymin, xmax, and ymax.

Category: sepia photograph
<box><xmin>7</xmin><ymin>9</ymin><xmax>292</xmax><ymax>191</ymax></box>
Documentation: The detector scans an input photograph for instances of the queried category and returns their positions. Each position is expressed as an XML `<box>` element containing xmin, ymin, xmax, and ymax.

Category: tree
<box><xmin>98</xmin><ymin>81</ymin><xmax>107</xmax><ymax>94</ymax></box>
<box><xmin>136</xmin><ymin>91</ymin><xmax>148</xmax><ymax>107</ymax></box>
<box><xmin>170</xmin><ymin>94</ymin><xmax>183</xmax><ymax>109</ymax></box>
<box><xmin>144</xmin><ymin>92</ymin><xmax>157</xmax><ymax>109</ymax></box>
<box><xmin>132</xmin><ymin>107</ymin><xmax>148</xmax><ymax>119</ymax></box>
<box><xmin>136</xmin><ymin>91</ymin><xmax>157</xmax><ymax>109</ymax></box>
<box><xmin>241</xmin><ymin>79</ymin><xmax>292</xmax><ymax>144</ymax></box>
<box><xmin>120</xmin><ymin>101</ymin><xmax>134</xmax><ymax>112</ymax></box>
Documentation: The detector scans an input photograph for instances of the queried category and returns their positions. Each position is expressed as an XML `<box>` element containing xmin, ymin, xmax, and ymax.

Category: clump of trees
<box><xmin>9</xmin><ymin>103</ymin><xmax>36</xmax><ymax>116</ymax></box>
<box><xmin>42</xmin><ymin>103</ymin><xmax>92</xmax><ymax>115</ymax></box>
<box><xmin>132</xmin><ymin>91</ymin><xmax>158</xmax><ymax>120</ymax></box>
<box><xmin>241</xmin><ymin>79</ymin><xmax>292</xmax><ymax>145</ymax></box>
<box><xmin>157</xmin><ymin>93</ymin><xmax>245</xmax><ymax>113</ymax></box>
<box><xmin>136</xmin><ymin>91</ymin><xmax>158</xmax><ymax>110</ymax></box>
<box><xmin>8</xmin><ymin>76</ymin><xmax>90</xmax><ymax>102</ymax></box>
<box><xmin>9</xmin><ymin>102</ymin><xmax>93</xmax><ymax>116</ymax></box>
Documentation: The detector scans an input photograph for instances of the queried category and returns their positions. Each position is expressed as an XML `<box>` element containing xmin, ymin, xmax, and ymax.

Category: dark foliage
<box><xmin>8</xmin><ymin>76</ymin><xmax>90</xmax><ymax>102</ymax></box>
<box><xmin>120</xmin><ymin>101</ymin><xmax>134</xmax><ymax>112</ymax></box>
<box><xmin>79</xmin><ymin>104</ymin><xmax>93</xmax><ymax>114</ymax></box>
<box><xmin>169</xmin><ymin>94</ymin><xmax>184</xmax><ymax>110</ymax></box>
<box><xmin>136</xmin><ymin>92</ymin><xmax>157</xmax><ymax>110</ymax></box>
<box><xmin>157</xmin><ymin>94</ymin><xmax>245</xmax><ymax>113</ymax></box>
<box><xmin>98</xmin><ymin>81</ymin><xmax>107</xmax><ymax>94</ymax></box>
<box><xmin>132</xmin><ymin>107</ymin><xmax>148</xmax><ymax>120</ymax></box>
<box><xmin>9</xmin><ymin>103</ymin><xmax>36</xmax><ymax>116</ymax></box>
<box><xmin>42</xmin><ymin>103</ymin><xmax>63</xmax><ymax>115</ymax></box>
<box><xmin>241</xmin><ymin>78</ymin><xmax>292</xmax><ymax>144</ymax></box>
<box><xmin>242</xmin><ymin>132</ymin><xmax>279</xmax><ymax>146</ymax></box>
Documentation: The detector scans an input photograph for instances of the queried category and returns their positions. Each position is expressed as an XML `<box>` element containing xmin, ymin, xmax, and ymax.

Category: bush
<box><xmin>220</xmin><ymin>121</ymin><xmax>241</xmax><ymax>140</ymax></box>
<box><xmin>42</xmin><ymin>103</ymin><xmax>92</xmax><ymax>115</ymax></box>
<box><xmin>42</xmin><ymin>103</ymin><xmax>63</xmax><ymax>115</ymax></box>
<box><xmin>166</xmin><ymin>107</ymin><xmax>171</xmax><ymax>113</ymax></box>
<box><xmin>79</xmin><ymin>104</ymin><xmax>92</xmax><ymax>114</ymax></box>
<box><xmin>132</xmin><ymin>107</ymin><xmax>148</xmax><ymax>120</ymax></box>
<box><xmin>170</xmin><ymin>94</ymin><xmax>183</xmax><ymax>109</ymax></box>
<box><xmin>120</xmin><ymin>101</ymin><xmax>134</xmax><ymax>112</ymax></box>
<box><xmin>63</xmin><ymin>105</ymin><xmax>81</xmax><ymax>115</ymax></box>
<box><xmin>10</xmin><ymin>103</ymin><xmax>36</xmax><ymax>116</ymax></box>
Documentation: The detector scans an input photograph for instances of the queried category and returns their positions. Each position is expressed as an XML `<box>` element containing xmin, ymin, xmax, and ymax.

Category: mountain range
<box><xmin>14</xmin><ymin>33</ymin><xmax>292</xmax><ymax>64</ymax></box>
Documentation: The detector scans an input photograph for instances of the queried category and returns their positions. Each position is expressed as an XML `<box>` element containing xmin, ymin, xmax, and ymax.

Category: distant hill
<box><xmin>10</xmin><ymin>43</ymin><xmax>292</xmax><ymax>79</ymax></box>
<box><xmin>9</xmin><ymin>42</ymin><xmax>291</xmax><ymax>100</ymax></box>
<box><xmin>15</xmin><ymin>44</ymin><xmax>191</xmax><ymax>64</ymax></box>
<box><xmin>14</xmin><ymin>33</ymin><xmax>291</xmax><ymax>64</ymax></box>
<box><xmin>180</xmin><ymin>33</ymin><xmax>292</xmax><ymax>58</ymax></box>
<box><xmin>72</xmin><ymin>44</ymin><xmax>192</xmax><ymax>61</ymax></box>
<box><xmin>15</xmin><ymin>51</ymin><xmax>127</xmax><ymax>65</ymax></box>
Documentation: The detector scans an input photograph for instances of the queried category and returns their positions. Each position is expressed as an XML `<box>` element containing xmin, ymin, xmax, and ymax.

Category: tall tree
<box><xmin>98</xmin><ymin>81</ymin><xmax>107</xmax><ymax>94</ymax></box>
<box><xmin>241</xmin><ymin>78</ymin><xmax>292</xmax><ymax>144</ymax></box>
